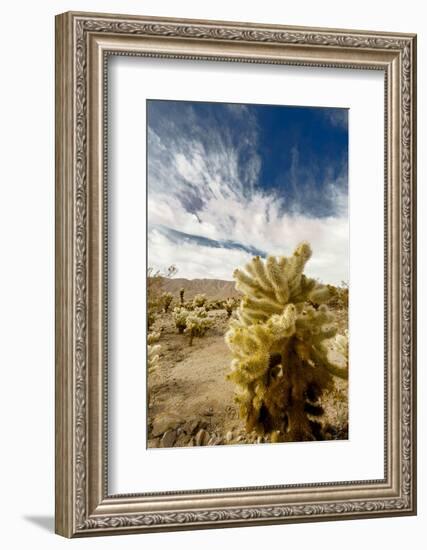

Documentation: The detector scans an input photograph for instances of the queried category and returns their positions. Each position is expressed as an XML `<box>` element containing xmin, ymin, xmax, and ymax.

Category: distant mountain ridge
<box><xmin>159</xmin><ymin>277</ymin><xmax>240</xmax><ymax>301</ymax></box>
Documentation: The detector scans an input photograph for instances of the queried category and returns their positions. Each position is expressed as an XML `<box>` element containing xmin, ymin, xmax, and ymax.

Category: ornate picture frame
<box><xmin>55</xmin><ymin>11</ymin><xmax>417</xmax><ymax>537</ymax></box>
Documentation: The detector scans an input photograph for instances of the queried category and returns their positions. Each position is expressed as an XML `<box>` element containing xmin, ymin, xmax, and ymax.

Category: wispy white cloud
<box><xmin>148</xmin><ymin>228</ymin><xmax>254</xmax><ymax>281</ymax></box>
<box><xmin>147</xmin><ymin>102</ymin><xmax>348</xmax><ymax>285</ymax></box>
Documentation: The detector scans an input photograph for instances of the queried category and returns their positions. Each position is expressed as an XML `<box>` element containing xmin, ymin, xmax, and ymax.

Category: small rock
<box><xmin>152</xmin><ymin>414</ymin><xmax>182</xmax><ymax>437</ymax></box>
<box><xmin>175</xmin><ymin>433</ymin><xmax>191</xmax><ymax>447</ymax></box>
<box><xmin>207</xmin><ymin>435</ymin><xmax>222</xmax><ymax>446</ymax></box>
<box><xmin>185</xmin><ymin>419</ymin><xmax>200</xmax><ymax>435</ymax></box>
<box><xmin>226</xmin><ymin>431</ymin><xmax>234</xmax><ymax>442</ymax></box>
<box><xmin>327</xmin><ymin>349</ymin><xmax>347</xmax><ymax>372</ymax></box>
<box><xmin>195</xmin><ymin>428</ymin><xmax>209</xmax><ymax>446</ymax></box>
<box><xmin>160</xmin><ymin>429</ymin><xmax>177</xmax><ymax>448</ymax></box>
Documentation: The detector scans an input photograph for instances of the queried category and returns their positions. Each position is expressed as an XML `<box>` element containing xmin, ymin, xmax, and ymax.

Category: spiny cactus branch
<box><xmin>226</xmin><ymin>243</ymin><xmax>348</xmax><ymax>442</ymax></box>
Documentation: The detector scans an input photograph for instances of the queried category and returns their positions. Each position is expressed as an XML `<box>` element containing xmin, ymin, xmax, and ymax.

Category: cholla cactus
<box><xmin>225</xmin><ymin>242</ymin><xmax>347</xmax><ymax>442</ymax></box>
<box><xmin>323</xmin><ymin>329</ymin><xmax>349</xmax><ymax>379</ymax></box>
<box><xmin>179</xmin><ymin>287</ymin><xmax>185</xmax><ymax>305</ymax></box>
<box><xmin>148</xmin><ymin>343</ymin><xmax>161</xmax><ymax>373</ymax></box>
<box><xmin>172</xmin><ymin>306</ymin><xmax>190</xmax><ymax>334</ymax></box>
<box><xmin>193</xmin><ymin>293</ymin><xmax>207</xmax><ymax>308</ymax></box>
<box><xmin>147</xmin><ymin>331</ymin><xmax>161</xmax><ymax>345</ymax></box>
<box><xmin>147</xmin><ymin>309</ymin><xmax>157</xmax><ymax>330</ymax></box>
<box><xmin>161</xmin><ymin>291</ymin><xmax>174</xmax><ymax>313</ymax></box>
<box><xmin>184</xmin><ymin>307</ymin><xmax>212</xmax><ymax>346</ymax></box>
<box><xmin>147</xmin><ymin>331</ymin><xmax>161</xmax><ymax>373</ymax></box>
<box><xmin>333</xmin><ymin>329</ymin><xmax>348</xmax><ymax>357</ymax></box>
<box><xmin>224</xmin><ymin>298</ymin><xmax>236</xmax><ymax>318</ymax></box>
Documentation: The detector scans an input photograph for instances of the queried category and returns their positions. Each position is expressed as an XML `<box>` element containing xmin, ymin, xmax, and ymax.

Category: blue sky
<box><xmin>147</xmin><ymin>100</ymin><xmax>348</xmax><ymax>284</ymax></box>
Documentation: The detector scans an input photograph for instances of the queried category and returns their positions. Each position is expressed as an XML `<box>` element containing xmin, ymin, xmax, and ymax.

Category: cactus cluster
<box><xmin>225</xmin><ymin>242</ymin><xmax>348</xmax><ymax>442</ymax></box>
<box><xmin>172</xmin><ymin>306</ymin><xmax>212</xmax><ymax>345</ymax></box>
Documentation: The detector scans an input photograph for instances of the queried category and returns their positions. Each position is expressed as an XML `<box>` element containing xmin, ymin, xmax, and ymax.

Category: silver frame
<box><xmin>55</xmin><ymin>11</ymin><xmax>417</xmax><ymax>537</ymax></box>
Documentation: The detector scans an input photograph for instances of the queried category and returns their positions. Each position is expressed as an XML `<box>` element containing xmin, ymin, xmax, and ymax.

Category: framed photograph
<box><xmin>55</xmin><ymin>11</ymin><xmax>417</xmax><ymax>537</ymax></box>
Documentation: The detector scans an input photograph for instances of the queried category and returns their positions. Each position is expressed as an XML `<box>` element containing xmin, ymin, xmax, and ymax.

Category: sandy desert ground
<box><xmin>147</xmin><ymin>280</ymin><xmax>349</xmax><ymax>449</ymax></box>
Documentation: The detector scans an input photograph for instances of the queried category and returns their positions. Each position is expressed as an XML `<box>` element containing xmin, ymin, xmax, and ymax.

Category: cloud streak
<box><xmin>153</xmin><ymin>224</ymin><xmax>267</xmax><ymax>258</ymax></box>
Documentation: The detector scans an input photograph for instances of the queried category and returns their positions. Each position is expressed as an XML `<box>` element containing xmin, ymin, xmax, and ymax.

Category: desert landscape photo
<box><xmin>146</xmin><ymin>99</ymin><xmax>349</xmax><ymax>449</ymax></box>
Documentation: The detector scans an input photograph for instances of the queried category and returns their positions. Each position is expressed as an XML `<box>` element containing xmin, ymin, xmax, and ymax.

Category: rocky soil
<box><xmin>147</xmin><ymin>304</ymin><xmax>349</xmax><ymax>449</ymax></box>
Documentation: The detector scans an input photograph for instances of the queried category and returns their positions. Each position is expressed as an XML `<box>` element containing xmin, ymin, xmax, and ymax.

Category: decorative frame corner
<box><xmin>55</xmin><ymin>11</ymin><xmax>417</xmax><ymax>538</ymax></box>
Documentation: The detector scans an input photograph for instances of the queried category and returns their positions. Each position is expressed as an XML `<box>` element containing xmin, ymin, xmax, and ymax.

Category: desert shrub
<box><xmin>147</xmin><ymin>267</ymin><xmax>162</xmax><ymax>329</ymax></box>
<box><xmin>147</xmin><ymin>267</ymin><xmax>163</xmax><ymax>303</ymax></box>
<box><xmin>204</xmin><ymin>300</ymin><xmax>221</xmax><ymax>311</ymax></box>
<box><xmin>339</xmin><ymin>286</ymin><xmax>349</xmax><ymax>308</ymax></box>
<box><xmin>225</xmin><ymin>243</ymin><xmax>348</xmax><ymax>442</ymax></box>
<box><xmin>147</xmin><ymin>264</ymin><xmax>178</xmax><ymax>315</ymax></box>
<box><xmin>326</xmin><ymin>283</ymin><xmax>349</xmax><ymax>310</ymax></box>
<box><xmin>204</xmin><ymin>301</ymin><xmax>214</xmax><ymax>311</ymax></box>
<box><xmin>206</xmin><ymin>299</ymin><xmax>223</xmax><ymax>311</ymax></box>
<box><xmin>161</xmin><ymin>291</ymin><xmax>174</xmax><ymax>313</ymax></box>
<box><xmin>184</xmin><ymin>307</ymin><xmax>213</xmax><ymax>346</ymax></box>
<box><xmin>172</xmin><ymin>307</ymin><xmax>190</xmax><ymax>334</ymax></box>
<box><xmin>193</xmin><ymin>293</ymin><xmax>207</xmax><ymax>308</ymax></box>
